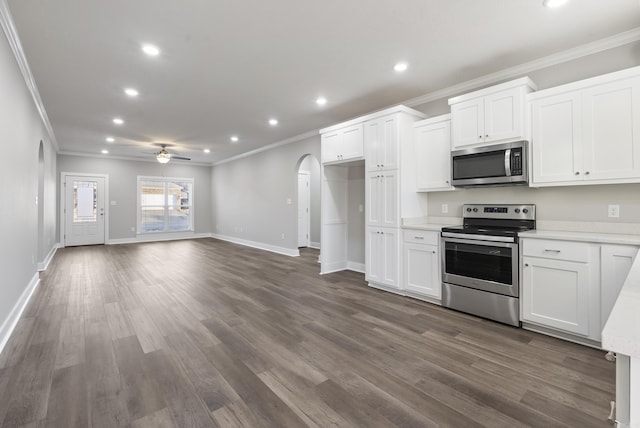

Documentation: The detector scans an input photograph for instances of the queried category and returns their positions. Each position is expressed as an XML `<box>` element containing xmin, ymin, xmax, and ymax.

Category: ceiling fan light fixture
<box><xmin>156</xmin><ymin>149</ymin><xmax>171</xmax><ymax>164</ymax></box>
<box><xmin>543</xmin><ymin>0</ymin><xmax>569</xmax><ymax>8</ymax></box>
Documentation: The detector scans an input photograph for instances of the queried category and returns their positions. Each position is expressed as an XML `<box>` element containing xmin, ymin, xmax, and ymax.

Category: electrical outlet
<box><xmin>281</xmin><ymin>233</ymin><xmax>285</xmax><ymax>240</ymax></box>
<box><xmin>608</xmin><ymin>204</ymin><xmax>620</xmax><ymax>218</ymax></box>
<box><xmin>359</xmin><ymin>204</ymin><xmax>363</xmax><ymax>213</ymax></box>
<box><xmin>442</xmin><ymin>204</ymin><xmax>448</xmax><ymax>214</ymax></box>
<box><xmin>130</xmin><ymin>227</ymin><xmax>135</xmax><ymax>232</ymax></box>
<box><xmin>286</xmin><ymin>198</ymin><xmax>292</xmax><ymax>205</ymax></box>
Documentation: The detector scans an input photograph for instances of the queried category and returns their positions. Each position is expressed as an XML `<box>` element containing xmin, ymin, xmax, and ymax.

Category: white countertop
<box><xmin>519</xmin><ymin>229</ymin><xmax>640</xmax><ymax>246</ymax></box>
<box><xmin>401</xmin><ymin>223</ymin><xmax>452</xmax><ymax>232</ymax></box>
<box><xmin>602</xmin><ymin>254</ymin><xmax>640</xmax><ymax>358</ymax></box>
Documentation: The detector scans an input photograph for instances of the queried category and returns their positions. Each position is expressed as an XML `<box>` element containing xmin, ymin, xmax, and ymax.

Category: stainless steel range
<box><xmin>441</xmin><ymin>204</ymin><xmax>536</xmax><ymax>327</ymax></box>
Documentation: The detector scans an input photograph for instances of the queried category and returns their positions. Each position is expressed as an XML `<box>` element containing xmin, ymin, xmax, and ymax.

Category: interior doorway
<box><xmin>296</xmin><ymin>154</ymin><xmax>321</xmax><ymax>249</ymax></box>
<box><xmin>298</xmin><ymin>171</ymin><xmax>310</xmax><ymax>247</ymax></box>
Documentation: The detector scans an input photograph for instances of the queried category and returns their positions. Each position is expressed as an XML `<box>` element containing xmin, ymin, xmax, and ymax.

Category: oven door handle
<box><xmin>441</xmin><ymin>232</ymin><xmax>516</xmax><ymax>244</ymax></box>
<box><xmin>441</xmin><ymin>235</ymin><xmax>518</xmax><ymax>248</ymax></box>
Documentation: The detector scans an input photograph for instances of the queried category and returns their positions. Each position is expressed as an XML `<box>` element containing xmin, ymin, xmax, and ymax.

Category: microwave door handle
<box><xmin>504</xmin><ymin>149</ymin><xmax>511</xmax><ymax>176</ymax></box>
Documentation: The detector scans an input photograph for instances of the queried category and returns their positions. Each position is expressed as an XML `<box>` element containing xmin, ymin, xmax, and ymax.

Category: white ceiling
<box><xmin>6</xmin><ymin>0</ymin><xmax>640</xmax><ymax>164</ymax></box>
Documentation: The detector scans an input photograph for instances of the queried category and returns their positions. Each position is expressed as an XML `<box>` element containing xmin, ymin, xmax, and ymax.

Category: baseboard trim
<box><xmin>346</xmin><ymin>262</ymin><xmax>365</xmax><ymax>273</ymax></box>
<box><xmin>309</xmin><ymin>241</ymin><xmax>321</xmax><ymax>250</ymax></box>
<box><xmin>210</xmin><ymin>234</ymin><xmax>300</xmax><ymax>257</ymax></box>
<box><xmin>37</xmin><ymin>243</ymin><xmax>60</xmax><ymax>272</ymax></box>
<box><xmin>0</xmin><ymin>272</ymin><xmax>40</xmax><ymax>355</ymax></box>
<box><xmin>108</xmin><ymin>232</ymin><xmax>211</xmax><ymax>245</ymax></box>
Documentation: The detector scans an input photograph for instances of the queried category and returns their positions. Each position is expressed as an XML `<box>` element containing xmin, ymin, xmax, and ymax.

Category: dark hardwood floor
<box><xmin>0</xmin><ymin>238</ymin><xmax>615</xmax><ymax>427</ymax></box>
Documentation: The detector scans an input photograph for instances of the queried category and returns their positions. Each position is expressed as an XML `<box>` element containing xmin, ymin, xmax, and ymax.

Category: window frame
<box><xmin>137</xmin><ymin>175</ymin><xmax>195</xmax><ymax>234</ymax></box>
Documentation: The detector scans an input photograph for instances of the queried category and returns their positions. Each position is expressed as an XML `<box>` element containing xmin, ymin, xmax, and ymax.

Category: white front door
<box><xmin>297</xmin><ymin>171</ymin><xmax>310</xmax><ymax>248</ymax></box>
<box><xmin>64</xmin><ymin>175</ymin><xmax>106</xmax><ymax>246</ymax></box>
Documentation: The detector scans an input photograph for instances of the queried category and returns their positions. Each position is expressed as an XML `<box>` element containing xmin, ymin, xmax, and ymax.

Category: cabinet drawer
<box><xmin>403</xmin><ymin>229</ymin><xmax>439</xmax><ymax>245</ymax></box>
<box><xmin>522</xmin><ymin>239</ymin><xmax>590</xmax><ymax>263</ymax></box>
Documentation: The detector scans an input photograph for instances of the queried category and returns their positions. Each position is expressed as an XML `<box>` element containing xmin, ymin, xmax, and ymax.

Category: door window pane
<box><xmin>74</xmin><ymin>181</ymin><xmax>97</xmax><ymax>222</ymax></box>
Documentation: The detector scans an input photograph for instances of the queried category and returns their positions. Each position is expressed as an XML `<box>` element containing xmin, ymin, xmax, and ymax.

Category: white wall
<box><xmin>211</xmin><ymin>135</ymin><xmax>321</xmax><ymax>253</ymax></box>
<box><xmin>57</xmin><ymin>155</ymin><xmax>212</xmax><ymax>240</ymax></box>
<box><xmin>0</xmin><ymin>25</ymin><xmax>56</xmax><ymax>343</ymax></box>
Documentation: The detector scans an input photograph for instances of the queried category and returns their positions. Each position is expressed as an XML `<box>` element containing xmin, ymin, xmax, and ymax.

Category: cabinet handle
<box><xmin>524</xmin><ymin>263</ymin><xmax>529</xmax><ymax>267</ymax></box>
<box><xmin>585</xmin><ymin>171</ymin><xmax>590</xmax><ymax>175</ymax></box>
<box><xmin>485</xmin><ymin>134</ymin><xmax>489</xmax><ymax>138</ymax></box>
<box><xmin>575</xmin><ymin>171</ymin><xmax>580</xmax><ymax>175</ymax></box>
<box><xmin>432</xmin><ymin>250</ymin><xmax>436</xmax><ymax>254</ymax></box>
<box><xmin>414</xmin><ymin>236</ymin><xmax>424</xmax><ymax>240</ymax></box>
<box><xmin>479</xmin><ymin>135</ymin><xmax>482</xmax><ymax>139</ymax></box>
<box><xmin>544</xmin><ymin>249</ymin><xmax>561</xmax><ymax>253</ymax></box>
<box><xmin>445</xmin><ymin>180</ymin><xmax>449</xmax><ymax>184</ymax></box>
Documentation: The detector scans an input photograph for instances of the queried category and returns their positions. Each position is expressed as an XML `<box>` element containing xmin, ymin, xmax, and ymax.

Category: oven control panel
<box><xmin>462</xmin><ymin>204</ymin><xmax>535</xmax><ymax>220</ymax></box>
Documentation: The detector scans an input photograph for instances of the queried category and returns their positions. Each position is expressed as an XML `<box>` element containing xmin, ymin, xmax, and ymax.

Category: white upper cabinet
<box><xmin>414</xmin><ymin>115</ymin><xmax>453</xmax><ymax>192</ymax></box>
<box><xmin>530</xmin><ymin>67</ymin><xmax>640</xmax><ymax>186</ymax></box>
<box><xmin>365</xmin><ymin>115</ymin><xmax>399</xmax><ymax>171</ymax></box>
<box><xmin>321</xmin><ymin>124</ymin><xmax>364</xmax><ymax>164</ymax></box>
<box><xmin>449</xmin><ymin>77</ymin><xmax>536</xmax><ymax>149</ymax></box>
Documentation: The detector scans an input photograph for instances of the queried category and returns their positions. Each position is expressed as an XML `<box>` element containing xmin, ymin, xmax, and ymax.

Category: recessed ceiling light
<box><xmin>142</xmin><ymin>44</ymin><xmax>160</xmax><ymax>56</ymax></box>
<box><xmin>543</xmin><ymin>0</ymin><xmax>569</xmax><ymax>7</ymax></box>
<box><xmin>230</xmin><ymin>136</ymin><xmax>239</xmax><ymax>142</ymax></box>
<box><xmin>105</xmin><ymin>137</ymin><xmax>115</xmax><ymax>143</ymax></box>
<box><xmin>394</xmin><ymin>62</ymin><xmax>408</xmax><ymax>72</ymax></box>
<box><xmin>101</xmin><ymin>149</ymin><xmax>109</xmax><ymax>154</ymax></box>
<box><xmin>269</xmin><ymin>118</ymin><xmax>278</xmax><ymax>126</ymax></box>
<box><xmin>316</xmin><ymin>97</ymin><xmax>327</xmax><ymax>106</ymax></box>
<box><xmin>124</xmin><ymin>88</ymin><xmax>139</xmax><ymax>97</ymax></box>
<box><xmin>112</xmin><ymin>117</ymin><xmax>124</xmax><ymax>125</ymax></box>
<box><xmin>203</xmin><ymin>148</ymin><xmax>211</xmax><ymax>154</ymax></box>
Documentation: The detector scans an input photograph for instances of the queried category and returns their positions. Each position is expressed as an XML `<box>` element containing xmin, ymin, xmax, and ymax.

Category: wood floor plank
<box><xmin>0</xmin><ymin>240</ymin><xmax>616</xmax><ymax>427</ymax></box>
<box><xmin>43</xmin><ymin>364</ymin><xmax>88</xmax><ymax>428</ymax></box>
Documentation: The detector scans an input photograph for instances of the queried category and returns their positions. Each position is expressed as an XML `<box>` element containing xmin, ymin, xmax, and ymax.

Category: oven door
<box><xmin>441</xmin><ymin>236</ymin><xmax>519</xmax><ymax>297</ymax></box>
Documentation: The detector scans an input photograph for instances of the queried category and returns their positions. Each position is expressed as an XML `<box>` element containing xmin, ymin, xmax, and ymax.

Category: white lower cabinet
<box><xmin>522</xmin><ymin>254</ymin><xmax>594</xmax><ymax>336</ymax></box>
<box><xmin>521</xmin><ymin>237</ymin><xmax>639</xmax><ymax>343</ymax></box>
<box><xmin>366</xmin><ymin>226</ymin><xmax>400</xmax><ymax>290</ymax></box>
<box><xmin>402</xmin><ymin>229</ymin><xmax>440</xmax><ymax>300</ymax></box>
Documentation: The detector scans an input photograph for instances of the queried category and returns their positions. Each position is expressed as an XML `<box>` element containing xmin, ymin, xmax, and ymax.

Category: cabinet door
<box><xmin>365</xmin><ymin>116</ymin><xmax>399</xmax><ymax>171</ymax></box>
<box><xmin>366</xmin><ymin>172</ymin><xmax>382</xmax><ymax>225</ymax></box>
<box><xmin>380</xmin><ymin>228</ymin><xmax>400</xmax><ymax>289</ymax></box>
<box><xmin>484</xmin><ymin>87</ymin><xmax>522</xmax><ymax>143</ymax></box>
<box><xmin>340</xmin><ymin>124</ymin><xmax>364</xmax><ymax>161</ymax></box>
<box><xmin>522</xmin><ymin>256</ymin><xmax>590</xmax><ymax>336</ymax></box>
<box><xmin>379</xmin><ymin>171</ymin><xmax>399</xmax><ymax>227</ymax></box>
<box><xmin>415</xmin><ymin>120</ymin><xmax>453</xmax><ymax>191</ymax></box>
<box><xmin>366</xmin><ymin>228</ymin><xmax>381</xmax><ymax>283</ymax></box>
<box><xmin>601</xmin><ymin>245</ymin><xmax>638</xmax><ymax>330</ymax></box>
<box><xmin>582</xmin><ymin>77</ymin><xmax>640</xmax><ymax>181</ymax></box>
<box><xmin>531</xmin><ymin>93</ymin><xmax>583</xmax><ymax>184</ymax></box>
<box><xmin>321</xmin><ymin>131</ymin><xmax>341</xmax><ymax>164</ymax></box>
<box><xmin>403</xmin><ymin>243</ymin><xmax>440</xmax><ymax>298</ymax></box>
<box><xmin>451</xmin><ymin>98</ymin><xmax>484</xmax><ymax>149</ymax></box>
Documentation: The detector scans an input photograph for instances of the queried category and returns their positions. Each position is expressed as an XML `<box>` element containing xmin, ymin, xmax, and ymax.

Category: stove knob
<box><xmin>473</xmin><ymin>208</ymin><xmax>478</xmax><ymax>213</ymax></box>
<box><xmin>515</xmin><ymin>208</ymin><xmax>521</xmax><ymax>213</ymax></box>
<box><xmin>466</xmin><ymin>208</ymin><xmax>472</xmax><ymax>212</ymax></box>
<box><xmin>523</xmin><ymin>208</ymin><xmax>529</xmax><ymax>214</ymax></box>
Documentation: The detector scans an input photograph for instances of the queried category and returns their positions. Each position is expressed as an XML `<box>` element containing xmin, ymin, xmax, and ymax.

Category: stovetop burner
<box><xmin>441</xmin><ymin>204</ymin><xmax>536</xmax><ymax>241</ymax></box>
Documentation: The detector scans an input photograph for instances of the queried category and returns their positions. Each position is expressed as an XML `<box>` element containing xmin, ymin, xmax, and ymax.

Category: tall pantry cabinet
<box><xmin>319</xmin><ymin>106</ymin><xmax>426</xmax><ymax>292</ymax></box>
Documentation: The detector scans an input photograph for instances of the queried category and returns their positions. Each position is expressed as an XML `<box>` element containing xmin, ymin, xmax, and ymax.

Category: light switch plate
<box><xmin>608</xmin><ymin>204</ymin><xmax>620</xmax><ymax>218</ymax></box>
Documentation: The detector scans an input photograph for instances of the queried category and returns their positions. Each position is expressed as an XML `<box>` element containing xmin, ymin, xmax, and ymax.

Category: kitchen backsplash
<box><xmin>423</xmin><ymin>182</ymin><xmax>640</xmax><ymax>225</ymax></box>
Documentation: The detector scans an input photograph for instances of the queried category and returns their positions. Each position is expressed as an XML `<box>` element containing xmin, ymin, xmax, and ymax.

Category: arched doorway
<box><xmin>295</xmin><ymin>154</ymin><xmax>320</xmax><ymax>249</ymax></box>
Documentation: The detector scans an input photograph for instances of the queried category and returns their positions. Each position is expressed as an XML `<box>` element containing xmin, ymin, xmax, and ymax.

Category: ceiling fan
<box><xmin>154</xmin><ymin>144</ymin><xmax>191</xmax><ymax>164</ymax></box>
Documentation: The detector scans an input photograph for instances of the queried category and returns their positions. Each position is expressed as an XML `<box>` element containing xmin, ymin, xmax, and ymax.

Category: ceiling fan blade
<box><xmin>172</xmin><ymin>156</ymin><xmax>191</xmax><ymax>161</ymax></box>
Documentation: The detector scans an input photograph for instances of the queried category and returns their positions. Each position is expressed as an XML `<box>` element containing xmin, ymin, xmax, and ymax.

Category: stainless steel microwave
<box><xmin>451</xmin><ymin>141</ymin><xmax>528</xmax><ymax>187</ymax></box>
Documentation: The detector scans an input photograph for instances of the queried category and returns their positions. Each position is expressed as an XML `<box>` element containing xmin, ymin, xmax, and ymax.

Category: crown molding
<box><xmin>58</xmin><ymin>150</ymin><xmax>212</xmax><ymax>167</ymax></box>
<box><xmin>0</xmin><ymin>0</ymin><xmax>59</xmax><ymax>151</ymax></box>
<box><xmin>403</xmin><ymin>26</ymin><xmax>640</xmax><ymax>107</ymax></box>
<box><xmin>213</xmin><ymin>129</ymin><xmax>319</xmax><ymax>166</ymax></box>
